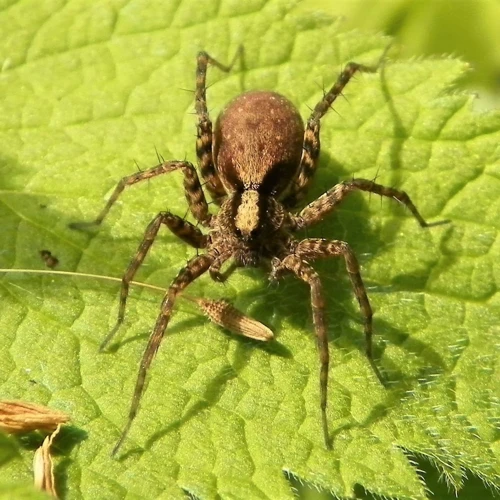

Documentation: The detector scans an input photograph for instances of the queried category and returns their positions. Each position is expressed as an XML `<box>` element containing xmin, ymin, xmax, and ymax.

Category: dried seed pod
<box><xmin>194</xmin><ymin>298</ymin><xmax>273</xmax><ymax>341</ymax></box>
<box><xmin>0</xmin><ymin>400</ymin><xmax>69</xmax><ymax>434</ymax></box>
<box><xmin>33</xmin><ymin>424</ymin><xmax>61</xmax><ymax>498</ymax></box>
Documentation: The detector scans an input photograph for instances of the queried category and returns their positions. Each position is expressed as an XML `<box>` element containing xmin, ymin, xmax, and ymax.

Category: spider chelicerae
<box><xmin>71</xmin><ymin>48</ymin><xmax>446</xmax><ymax>455</ymax></box>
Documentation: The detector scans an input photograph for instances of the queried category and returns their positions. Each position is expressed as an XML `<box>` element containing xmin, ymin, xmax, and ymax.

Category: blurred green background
<box><xmin>297</xmin><ymin>0</ymin><xmax>500</xmax><ymax>110</ymax></box>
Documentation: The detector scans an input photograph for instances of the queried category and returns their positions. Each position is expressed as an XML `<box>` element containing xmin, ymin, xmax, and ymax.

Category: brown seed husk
<box><xmin>194</xmin><ymin>298</ymin><xmax>274</xmax><ymax>341</ymax></box>
<box><xmin>0</xmin><ymin>400</ymin><xmax>69</xmax><ymax>434</ymax></box>
<box><xmin>33</xmin><ymin>424</ymin><xmax>61</xmax><ymax>498</ymax></box>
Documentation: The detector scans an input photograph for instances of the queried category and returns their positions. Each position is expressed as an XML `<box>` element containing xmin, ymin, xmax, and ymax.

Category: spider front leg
<box><xmin>112</xmin><ymin>253</ymin><xmax>212</xmax><ymax>456</ymax></box>
<box><xmin>196</xmin><ymin>48</ymin><xmax>242</xmax><ymax>204</ymax></box>
<box><xmin>271</xmin><ymin>254</ymin><xmax>331</xmax><ymax>448</ymax></box>
<box><xmin>100</xmin><ymin>213</ymin><xmax>208</xmax><ymax>351</ymax></box>
<box><xmin>292</xmin><ymin>179</ymin><xmax>450</xmax><ymax>230</ymax></box>
<box><xmin>283</xmin><ymin>61</ymin><xmax>378</xmax><ymax>208</ymax></box>
<box><xmin>69</xmin><ymin>160</ymin><xmax>212</xmax><ymax>230</ymax></box>
<box><xmin>208</xmin><ymin>251</ymin><xmax>235</xmax><ymax>282</ymax></box>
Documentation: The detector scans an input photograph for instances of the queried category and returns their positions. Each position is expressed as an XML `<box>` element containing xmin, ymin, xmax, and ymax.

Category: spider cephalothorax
<box><xmin>72</xmin><ymin>49</ymin><xmax>445</xmax><ymax>454</ymax></box>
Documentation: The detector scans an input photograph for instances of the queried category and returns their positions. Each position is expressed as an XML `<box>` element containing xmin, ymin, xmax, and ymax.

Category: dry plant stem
<box><xmin>0</xmin><ymin>268</ymin><xmax>169</xmax><ymax>295</ymax></box>
<box><xmin>69</xmin><ymin>47</ymin><xmax>448</xmax><ymax>455</ymax></box>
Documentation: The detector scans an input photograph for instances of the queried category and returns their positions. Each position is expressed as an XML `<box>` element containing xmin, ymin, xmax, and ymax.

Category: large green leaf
<box><xmin>1</xmin><ymin>1</ymin><xmax>499</xmax><ymax>498</ymax></box>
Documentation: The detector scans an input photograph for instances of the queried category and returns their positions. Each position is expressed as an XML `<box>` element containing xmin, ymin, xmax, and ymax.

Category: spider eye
<box><xmin>234</xmin><ymin>225</ymin><xmax>260</xmax><ymax>241</ymax></box>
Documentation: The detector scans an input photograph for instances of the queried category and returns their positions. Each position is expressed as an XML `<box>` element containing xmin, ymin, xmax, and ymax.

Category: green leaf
<box><xmin>1</xmin><ymin>1</ymin><xmax>499</xmax><ymax>499</ymax></box>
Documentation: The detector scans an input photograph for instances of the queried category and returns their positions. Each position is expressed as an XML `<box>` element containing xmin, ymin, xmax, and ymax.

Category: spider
<box><xmin>71</xmin><ymin>48</ymin><xmax>446</xmax><ymax>455</ymax></box>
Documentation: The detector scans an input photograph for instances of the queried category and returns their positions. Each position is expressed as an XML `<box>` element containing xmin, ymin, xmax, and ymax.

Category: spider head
<box><xmin>233</xmin><ymin>189</ymin><xmax>262</xmax><ymax>241</ymax></box>
<box><xmin>229</xmin><ymin>188</ymin><xmax>285</xmax><ymax>246</ymax></box>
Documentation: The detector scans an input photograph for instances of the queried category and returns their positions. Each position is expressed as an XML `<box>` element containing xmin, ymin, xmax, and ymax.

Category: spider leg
<box><xmin>282</xmin><ymin>61</ymin><xmax>378</xmax><ymax>208</ymax></box>
<box><xmin>214</xmin><ymin>260</ymin><xmax>239</xmax><ymax>283</ymax></box>
<box><xmin>112</xmin><ymin>253</ymin><xmax>213</xmax><ymax>456</ymax></box>
<box><xmin>295</xmin><ymin>238</ymin><xmax>385</xmax><ymax>386</ymax></box>
<box><xmin>208</xmin><ymin>251</ymin><xmax>234</xmax><ymax>282</ymax></box>
<box><xmin>70</xmin><ymin>161</ymin><xmax>212</xmax><ymax>229</ymax></box>
<box><xmin>100</xmin><ymin>212</ymin><xmax>208</xmax><ymax>351</ymax></box>
<box><xmin>271</xmin><ymin>254</ymin><xmax>331</xmax><ymax>449</ymax></box>
<box><xmin>292</xmin><ymin>178</ymin><xmax>450</xmax><ymax>230</ymax></box>
<box><xmin>196</xmin><ymin>48</ymin><xmax>243</xmax><ymax>204</ymax></box>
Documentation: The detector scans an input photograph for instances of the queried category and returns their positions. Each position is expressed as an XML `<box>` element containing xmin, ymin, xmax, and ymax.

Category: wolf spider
<box><xmin>72</xmin><ymin>49</ymin><xmax>446</xmax><ymax>455</ymax></box>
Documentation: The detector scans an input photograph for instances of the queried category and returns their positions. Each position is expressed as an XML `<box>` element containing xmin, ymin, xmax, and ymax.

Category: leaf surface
<box><xmin>1</xmin><ymin>1</ymin><xmax>499</xmax><ymax>498</ymax></box>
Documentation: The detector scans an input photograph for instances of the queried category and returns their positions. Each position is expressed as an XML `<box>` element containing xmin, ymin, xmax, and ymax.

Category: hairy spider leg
<box><xmin>283</xmin><ymin>61</ymin><xmax>378</xmax><ymax>208</ymax></box>
<box><xmin>271</xmin><ymin>254</ymin><xmax>331</xmax><ymax>448</ymax></box>
<box><xmin>208</xmin><ymin>249</ymin><xmax>234</xmax><ymax>282</ymax></box>
<box><xmin>196</xmin><ymin>48</ymin><xmax>243</xmax><ymax>204</ymax></box>
<box><xmin>100</xmin><ymin>212</ymin><xmax>208</xmax><ymax>351</ymax></box>
<box><xmin>295</xmin><ymin>238</ymin><xmax>385</xmax><ymax>382</ymax></box>
<box><xmin>112</xmin><ymin>254</ymin><xmax>213</xmax><ymax>455</ymax></box>
<box><xmin>292</xmin><ymin>178</ymin><xmax>450</xmax><ymax>230</ymax></box>
<box><xmin>69</xmin><ymin>161</ymin><xmax>212</xmax><ymax>230</ymax></box>
<box><xmin>284</xmin><ymin>179</ymin><xmax>449</xmax><ymax>446</ymax></box>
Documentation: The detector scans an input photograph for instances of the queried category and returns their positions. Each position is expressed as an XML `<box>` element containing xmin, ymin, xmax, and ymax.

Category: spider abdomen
<box><xmin>213</xmin><ymin>90</ymin><xmax>305</xmax><ymax>196</ymax></box>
